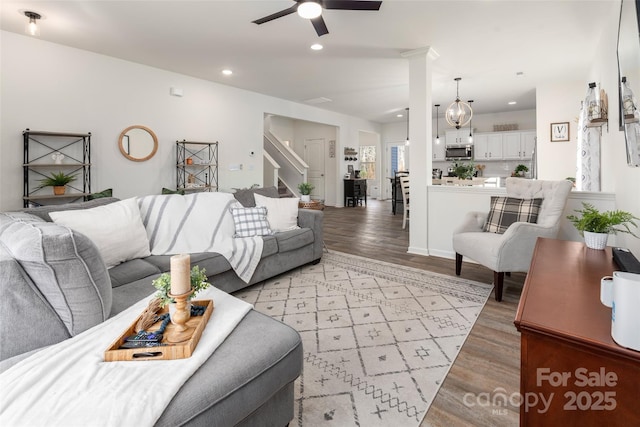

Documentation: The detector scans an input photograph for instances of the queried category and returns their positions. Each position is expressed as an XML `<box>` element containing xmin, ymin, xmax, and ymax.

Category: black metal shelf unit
<box><xmin>23</xmin><ymin>129</ymin><xmax>91</xmax><ymax>207</ymax></box>
<box><xmin>176</xmin><ymin>140</ymin><xmax>219</xmax><ymax>193</ymax></box>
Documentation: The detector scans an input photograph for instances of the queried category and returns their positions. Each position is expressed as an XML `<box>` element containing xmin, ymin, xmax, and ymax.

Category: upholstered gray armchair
<box><xmin>453</xmin><ymin>178</ymin><xmax>572</xmax><ymax>301</ymax></box>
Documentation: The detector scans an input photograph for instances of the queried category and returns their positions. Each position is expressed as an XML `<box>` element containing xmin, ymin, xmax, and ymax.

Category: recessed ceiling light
<box><xmin>397</xmin><ymin>114</ymin><xmax>404</xmax><ymax>118</ymax></box>
<box><xmin>222</xmin><ymin>69</ymin><xmax>233</xmax><ymax>76</ymax></box>
<box><xmin>508</xmin><ymin>101</ymin><xmax>517</xmax><ymax>105</ymax></box>
<box><xmin>310</xmin><ymin>43</ymin><xmax>323</xmax><ymax>51</ymax></box>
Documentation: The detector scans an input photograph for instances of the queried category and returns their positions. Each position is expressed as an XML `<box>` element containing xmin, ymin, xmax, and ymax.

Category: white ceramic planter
<box><xmin>300</xmin><ymin>195</ymin><xmax>311</xmax><ymax>202</ymax></box>
<box><xmin>584</xmin><ymin>231</ymin><xmax>608</xmax><ymax>250</ymax></box>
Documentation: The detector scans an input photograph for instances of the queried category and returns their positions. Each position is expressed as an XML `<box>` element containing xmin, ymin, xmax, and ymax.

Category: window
<box><xmin>359</xmin><ymin>146</ymin><xmax>376</xmax><ymax>179</ymax></box>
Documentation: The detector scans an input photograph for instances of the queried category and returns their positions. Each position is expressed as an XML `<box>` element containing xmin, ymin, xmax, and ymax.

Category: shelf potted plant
<box><xmin>298</xmin><ymin>182</ymin><xmax>315</xmax><ymax>202</ymax></box>
<box><xmin>513</xmin><ymin>164</ymin><xmax>529</xmax><ymax>177</ymax></box>
<box><xmin>566</xmin><ymin>202</ymin><xmax>639</xmax><ymax>250</ymax></box>
<box><xmin>39</xmin><ymin>171</ymin><xmax>77</xmax><ymax>195</ymax></box>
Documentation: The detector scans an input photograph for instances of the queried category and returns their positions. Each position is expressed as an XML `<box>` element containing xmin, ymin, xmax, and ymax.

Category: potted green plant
<box><xmin>566</xmin><ymin>202</ymin><xmax>639</xmax><ymax>250</ymax></box>
<box><xmin>152</xmin><ymin>265</ymin><xmax>211</xmax><ymax>308</ymax></box>
<box><xmin>298</xmin><ymin>182</ymin><xmax>315</xmax><ymax>202</ymax></box>
<box><xmin>39</xmin><ymin>171</ymin><xmax>77</xmax><ymax>195</ymax></box>
<box><xmin>513</xmin><ymin>164</ymin><xmax>529</xmax><ymax>177</ymax></box>
<box><xmin>452</xmin><ymin>161</ymin><xmax>475</xmax><ymax>180</ymax></box>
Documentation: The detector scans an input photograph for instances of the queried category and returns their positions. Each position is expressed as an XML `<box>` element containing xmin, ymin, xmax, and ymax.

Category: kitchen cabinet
<box><xmin>445</xmin><ymin>130</ymin><xmax>472</xmax><ymax>145</ymax></box>
<box><xmin>474</xmin><ymin>133</ymin><xmax>503</xmax><ymax>160</ymax></box>
<box><xmin>432</xmin><ymin>137</ymin><xmax>446</xmax><ymax>160</ymax></box>
<box><xmin>503</xmin><ymin>131</ymin><xmax>536</xmax><ymax>160</ymax></box>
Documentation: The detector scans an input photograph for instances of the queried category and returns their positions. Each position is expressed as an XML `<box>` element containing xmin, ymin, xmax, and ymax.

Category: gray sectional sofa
<box><xmin>0</xmin><ymin>188</ymin><xmax>323</xmax><ymax>426</ymax></box>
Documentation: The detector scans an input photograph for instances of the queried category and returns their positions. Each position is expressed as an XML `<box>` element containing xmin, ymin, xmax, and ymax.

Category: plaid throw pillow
<box><xmin>230</xmin><ymin>206</ymin><xmax>272</xmax><ymax>237</ymax></box>
<box><xmin>484</xmin><ymin>196</ymin><xmax>543</xmax><ymax>234</ymax></box>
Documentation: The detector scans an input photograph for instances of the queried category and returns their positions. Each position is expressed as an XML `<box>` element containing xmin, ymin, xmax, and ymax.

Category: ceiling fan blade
<box><xmin>311</xmin><ymin>15</ymin><xmax>329</xmax><ymax>36</ymax></box>
<box><xmin>323</xmin><ymin>0</ymin><xmax>382</xmax><ymax>11</ymax></box>
<box><xmin>252</xmin><ymin>4</ymin><xmax>298</xmax><ymax>25</ymax></box>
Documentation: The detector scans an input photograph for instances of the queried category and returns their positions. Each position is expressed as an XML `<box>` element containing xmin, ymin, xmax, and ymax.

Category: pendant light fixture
<box><xmin>405</xmin><ymin>107</ymin><xmax>410</xmax><ymax>146</ymax></box>
<box><xmin>467</xmin><ymin>100</ymin><xmax>474</xmax><ymax>143</ymax></box>
<box><xmin>446</xmin><ymin>77</ymin><xmax>473</xmax><ymax>129</ymax></box>
<box><xmin>24</xmin><ymin>11</ymin><xmax>41</xmax><ymax>37</ymax></box>
<box><xmin>435</xmin><ymin>104</ymin><xmax>441</xmax><ymax>144</ymax></box>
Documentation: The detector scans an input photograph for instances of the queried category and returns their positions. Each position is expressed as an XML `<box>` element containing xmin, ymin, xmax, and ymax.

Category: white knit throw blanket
<box><xmin>137</xmin><ymin>192</ymin><xmax>263</xmax><ymax>283</ymax></box>
<box><xmin>0</xmin><ymin>287</ymin><xmax>252</xmax><ymax>426</ymax></box>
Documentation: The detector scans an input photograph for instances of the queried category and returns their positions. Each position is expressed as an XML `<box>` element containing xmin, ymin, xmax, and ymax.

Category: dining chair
<box><xmin>399</xmin><ymin>175</ymin><xmax>410</xmax><ymax>229</ymax></box>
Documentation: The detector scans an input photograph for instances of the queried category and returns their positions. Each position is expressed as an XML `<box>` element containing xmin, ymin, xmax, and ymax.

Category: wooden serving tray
<box><xmin>104</xmin><ymin>299</ymin><xmax>214</xmax><ymax>362</ymax></box>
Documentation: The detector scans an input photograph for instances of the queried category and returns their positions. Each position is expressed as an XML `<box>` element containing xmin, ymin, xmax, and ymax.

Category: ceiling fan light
<box><xmin>298</xmin><ymin>1</ymin><xmax>322</xmax><ymax>19</ymax></box>
<box><xmin>24</xmin><ymin>11</ymin><xmax>41</xmax><ymax>36</ymax></box>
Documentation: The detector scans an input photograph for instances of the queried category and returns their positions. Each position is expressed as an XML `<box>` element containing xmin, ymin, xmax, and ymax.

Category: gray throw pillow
<box><xmin>233</xmin><ymin>186</ymin><xmax>280</xmax><ymax>207</ymax></box>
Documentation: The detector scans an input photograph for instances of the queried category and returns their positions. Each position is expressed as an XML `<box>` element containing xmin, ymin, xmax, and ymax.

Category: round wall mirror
<box><xmin>118</xmin><ymin>125</ymin><xmax>158</xmax><ymax>162</ymax></box>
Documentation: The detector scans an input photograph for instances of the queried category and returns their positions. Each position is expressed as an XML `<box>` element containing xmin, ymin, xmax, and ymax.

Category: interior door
<box><xmin>304</xmin><ymin>138</ymin><xmax>325</xmax><ymax>200</ymax></box>
<box><xmin>384</xmin><ymin>142</ymin><xmax>408</xmax><ymax>199</ymax></box>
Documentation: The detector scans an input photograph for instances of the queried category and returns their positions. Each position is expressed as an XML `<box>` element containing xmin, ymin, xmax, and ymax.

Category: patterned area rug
<box><xmin>234</xmin><ymin>251</ymin><xmax>493</xmax><ymax>427</ymax></box>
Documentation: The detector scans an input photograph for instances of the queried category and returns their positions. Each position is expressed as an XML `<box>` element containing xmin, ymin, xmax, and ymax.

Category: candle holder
<box><xmin>167</xmin><ymin>290</ymin><xmax>193</xmax><ymax>343</ymax></box>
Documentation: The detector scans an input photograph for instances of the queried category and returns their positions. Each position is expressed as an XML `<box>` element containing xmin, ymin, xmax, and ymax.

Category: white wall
<box><xmin>0</xmin><ymin>31</ymin><xmax>380</xmax><ymax>211</ymax></box>
<box><xmin>534</xmin><ymin>1</ymin><xmax>640</xmax><ymax>256</ymax></box>
<box><xmin>536</xmin><ymin>80</ymin><xmax>585</xmax><ymax>182</ymax></box>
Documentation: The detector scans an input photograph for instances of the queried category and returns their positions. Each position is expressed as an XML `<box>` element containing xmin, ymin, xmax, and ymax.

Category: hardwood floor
<box><xmin>322</xmin><ymin>200</ymin><xmax>523</xmax><ymax>427</ymax></box>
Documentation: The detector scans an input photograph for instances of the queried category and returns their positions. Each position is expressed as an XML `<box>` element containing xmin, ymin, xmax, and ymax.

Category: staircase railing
<box><xmin>263</xmin><ymin>151</ymin><xmax>280</xmax><ymax>188</ymax></box>
<box><xmin>263</xmin><ymin>130</ymin><xmax>308</xmax><ymax>194</ymax></box>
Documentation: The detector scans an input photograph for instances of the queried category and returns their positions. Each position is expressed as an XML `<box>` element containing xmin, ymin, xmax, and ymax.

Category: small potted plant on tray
<box><xmin>567</xmin><ymin>202</ymin><xmax>639</xmax><ymax>250</ymax></box>
<box><xmin>39</xmin><ymin>171</ymin><xmax>77</xmax><ymax>195</ymax></box>
<box><xmin>298</xmin><ymin>182</ymin><xmax>315</xmax><ymax>202</ymax></box>
<box><xmin>152</xmin><ymin>265</ymin><xmax>211</xmax><ymax>308</ymax></box>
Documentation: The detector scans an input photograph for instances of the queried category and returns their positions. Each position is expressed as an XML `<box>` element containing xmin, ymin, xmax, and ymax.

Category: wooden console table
<box><xmin>514</xmin><ymin>238</ymin><xmax>640</xmax><ymax>425</ymax></box>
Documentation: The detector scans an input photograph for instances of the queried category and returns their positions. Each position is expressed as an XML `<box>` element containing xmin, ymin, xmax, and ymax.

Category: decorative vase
<box><xmin>53</xmin><ymin>185</ymin><xmax>66</xmax><ymax>195</ymax></box>
<box><xmin>584</xmin><ymin>231</ymin><xmax>608</xmax><ymax>250</ymax></box>
<box><xmin>169</xmin><ymin>301</ymin><xmax>192</xmax><ymax>325</ymax></box>
<box><xmin>301</xmin><ymin>194</ymin><xmax>311</xmax><ymax>202</ymax></box>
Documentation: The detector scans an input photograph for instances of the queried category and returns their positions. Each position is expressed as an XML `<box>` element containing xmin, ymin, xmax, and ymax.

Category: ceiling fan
<box><xmin>252</xmin><ymin>0</ymin><xmax>383</xmax><ymax>37</ymax></box>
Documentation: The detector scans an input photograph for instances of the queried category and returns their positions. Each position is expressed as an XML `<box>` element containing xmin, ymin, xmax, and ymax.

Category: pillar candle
<box><xmin>170</xmin><ymin>254</ymin><xmax>191</xmax><ymax>295</ymax></box>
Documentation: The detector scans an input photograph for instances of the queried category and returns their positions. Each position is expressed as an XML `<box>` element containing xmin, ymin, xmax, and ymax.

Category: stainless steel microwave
<box><xmin>445</xmin><ymin>144</ymin><xmax>473</xmax><ymax>160</ymax></box>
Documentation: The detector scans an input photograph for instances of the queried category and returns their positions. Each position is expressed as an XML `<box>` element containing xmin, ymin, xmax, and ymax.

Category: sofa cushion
<box><xmin>275</xmin><ymin>228</ymin><xmax>314</xmax><ymax>253</ymax></box>
<box><xmin>484</xmin><ymin>196</ymin><xmax>543</xmax><ymax>234</ymax></box>
<box><xmin>49</xmin><ymin>198</ymin><xmax>151</xmax><ymax>268</ymax></box>
<box><xmin>254</xmin><ymin>193</ymin><xmax>300</xmax><ymax>232</ymax></box>
<box><xmin>0</xmin><ymin>214</ymin><xmax>112</xmax><ymax>336</ymax></box>
<box><xmin>20</xmin><ymin>197</ymin><xmax>120</xmax><ymax>222</ymax></box>
<box><xmin>156</xmin><ymin>310</ymin><xmax>302</xmax><ymax>427</ymax></box>
<box><xmin>261</xmin><ymin>236</ymin><xmax>279</xmax><ymax>258</ymax></box>
<box><xmin>144</xmin><ymin>252</ymin><xmax>232</xmax><ymax>277</ymax></box>
<box><xmin>108</xmin><ymin>258</ymin><xmax>162</xmax><ymax>288</ymax></box>
<box><xmin>233</xmin><ymin>186</ymin><xmax>280</xmax><ymax>207</ymax></box>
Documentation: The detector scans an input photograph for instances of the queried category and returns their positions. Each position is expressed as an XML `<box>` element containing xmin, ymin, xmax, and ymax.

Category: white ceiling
<box><xmin>1</xmin><ymin>1</ymin><xmax>614</xmax><ymax>123</ymax></box>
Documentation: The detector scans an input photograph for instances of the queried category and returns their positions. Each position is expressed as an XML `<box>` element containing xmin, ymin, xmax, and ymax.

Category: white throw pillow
<box><xmin>50</xmin><ymin>198</ymin><xmax>151</xmax><ymax>269</ymax></box>
<box><xmin>254</xmin><ymin>193</ymin><xmax>300</xmax><ymax>232</ymax></box>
